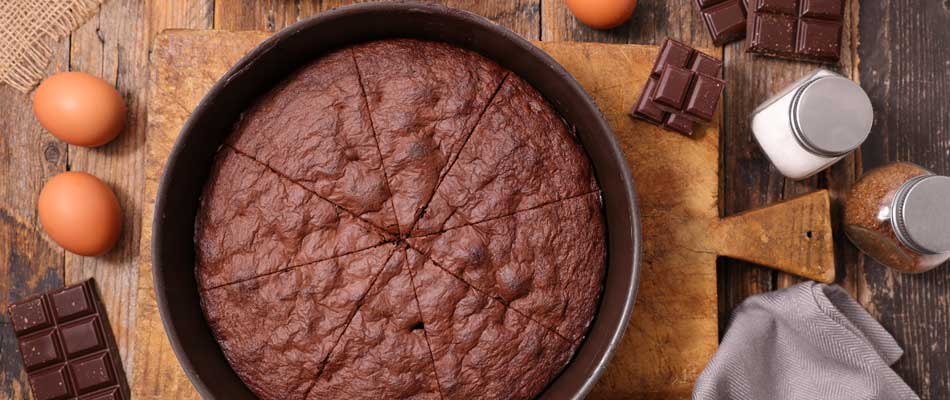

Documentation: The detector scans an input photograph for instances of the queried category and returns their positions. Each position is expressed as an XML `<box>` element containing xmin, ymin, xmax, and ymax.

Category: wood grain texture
<box><xmin>66</xmin><ymin>0</ymin><xmax>149</xmax><ymax>378</ymax></box>
<box><xmin>537</xmin><ymin>42</ymin><xmax>720</xmax><ymax>399</ymax></box>
<box><xmin>541</xmin><ymin>0</ymin><xmax>712</xmax><ymax>47</ymax></box>
<box><xmin>712</xmin><ymin>190</ymin><xmax>834</xmax><ymax>283</ymax></box>
<box><xmin>134</xmin><ymin>30</ymin><xmax>268</xmax><ymax>400</ymax></box>
<box><xmin>539</xmin><ymin>42</ymin><xmax>832</xmax><ymax>399</ymax></box>
<box><xmin>0</xmin><ymin>39</ymin><xmax>69</xmax><ymax>400</ymax></box>
<box><xmin>858</xmin><ymin>1</ymin><xmax>950</xmax><ymax>398</ymax></box>
<box><xmin>718</xmin><ymin>0</ymin><xmax>860</xmax><ymax>332</ymax></box>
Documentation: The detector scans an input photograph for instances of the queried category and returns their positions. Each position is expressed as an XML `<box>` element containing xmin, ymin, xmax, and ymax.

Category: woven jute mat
<box><xmin>0</xmin><ymin>0</ymin><xmax>101</xmax><ymax>92</ymax></box>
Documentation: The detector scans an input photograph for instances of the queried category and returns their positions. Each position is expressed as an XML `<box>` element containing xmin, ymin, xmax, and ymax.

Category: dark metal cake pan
<box><xmin>152</xmin><ymin>2</ymin><xmax>641</xmax><ymax>399</ymax></box>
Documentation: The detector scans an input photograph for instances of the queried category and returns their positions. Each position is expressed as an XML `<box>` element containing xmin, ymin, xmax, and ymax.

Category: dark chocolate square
<box><xmin>796</xmin><ymin>18</ymin><xmax>842</xmax><ymax>58</ymax></box>
<box><xmin>800</xmin><ymin>0</ymin><xmax>843</xmax><ymax>18</ymax></box>
<box><xmin>746</xmin><ymin>0</ymin><xmax>843</xmax><ymax>63</ymax></box>
<box><xmin>664</xmin><ymin>114</ymin><xmax>695</xmax><ymax>136</ymax></box>
<box><xmin>755</xmin><ymin>0</ymin><xmax>797</xmax><ymax>14</ymax></box>
<box><xmin>751</xmin><ymin>12</ymin><xmax>797</xmax><ymax>54</ymax></box>
<box><xmin>654</xmin><ymin>65</ymin><xmax>695</xmax><ymax>110</ymax></box>
<box><xmin>29</xmin><ymin>365</ymin><xmax>73</xmax><ymax>400</ymax></box>
<box><xmin>51</xmin><ymin>285</ymin><xmax>93</xmax><ymax>322</ymax></box>
<box><xmin>630</xmin><ymin>77</ymin><xmax>667</xmax><ymax>124</ymax></box>
<box><xmin>69</xmin><ymin>353</ymin><xmax>116</xmax><ymax>394</ymax></box>
<box><xmin>697</xmin><ymin>0</ymin><xmax>728</xmax><ymax>7</ymax></box>
<box><xmin>651</xmin><ymin>40</ymin><xmax>694</xmax><ymax>76</ymax></box>
<box><xmin>19</xmin><ymin>331</ymin><xmax>64</xmax><ymax>370</ymax></box>
<box><xmin>702</xmin><ymin>0</ymin><xmax>748</xmax><ymax>46</ymax></box>
<box><xmin>685</xmin><ymin>75</ymin><xmax>726</xmax><ymax>121</ymax></box>
<box><xmin>9</xmin><ymin>297</ymin><xmax>52</xmax><ymax>335</ymax></box>
<box><xmin>60</xmin><ymin>317</ymin><xmax>106</xmax><ymax>358</ymax></box>
<box><xmin>690</xmin><ymin>53</ymin><xmax>724</xmax><ymax>77</ymax></box>
<box><xmin>80</xmin><ymin>388</ymin><xmax>122</xmax><ymax>400</ymax></box>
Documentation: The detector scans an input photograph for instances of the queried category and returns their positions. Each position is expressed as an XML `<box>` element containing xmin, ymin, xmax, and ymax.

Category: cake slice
<box><xmin>308</xmin><ymin>249</ymin><xmax>441</xmax><ymax>399</ymax></box>
<box><xmin>409</xmin><ymin>192</ymin><xmax>605</xmax><ymax>343</ymax></box>
<box><xmin>412</xmin><ymin>75</ymin><xmax>598</xmax><ymax>236</ymax></box>
<box><xmin>201</xmin><ymin>244</ymin><xmax>397</xmax><ymax>400</ymax></box>
<box><xmin>406</xmin><ymin>248</ymin><xmax>574</xmax><ymax>400</ymax></box>
<box><xmin>195</xmin><ymin>148</ymin><xmax>389</xmax><ymax>290</ymax></box>
<box><xmin>227</xmin><ymin>48</ymin><xmax>400</xmax><ymax>234</ymax></box>
<box><xmin>352</xmin><ymin>39</ymin><xmax>508</xmax><ymax>235</ymax></box>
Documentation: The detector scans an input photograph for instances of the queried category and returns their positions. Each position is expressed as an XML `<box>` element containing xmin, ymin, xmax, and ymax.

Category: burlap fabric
<box><xmin>0</xmin><ymin>0</ymin><xmax>101</xmax><ymax>93</ymax></box>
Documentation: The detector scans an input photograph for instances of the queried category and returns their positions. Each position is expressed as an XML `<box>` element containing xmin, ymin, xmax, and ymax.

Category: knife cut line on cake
<box><xmin>348</xmin><ymin>48</ymin><xmax>405</xmax><ymax>237</ymax></box>
<box><xmin>408</xmin><ymin>188</ymin><xmax>601</xmax><ymax>240</ymax></box>
<box><xmin>302</xmin><ymin>245</ymin><xmax>448</xmax><ymax>400</ymax></box>
<box><xmin>349</xmin><ymin>39</ymin><xmax>512</xmax><ymax>237</ymax></box>
<box><xmin>402</xmin><ymin>241</ymin><xmax>577</xmax><ymax>346</ymax></box>
<box><xmin>403</xmin><ymin>72</ymin><xmax>511</xmax><ymax>235</ymax></box>
<box><xmin>223</xmin><ymin>144</ymin><xmax>395</xmax><ymax>237</ymax></box>
<box><xmin>199</xmin><ymin>241</ymin><xmax>400</xmax><ymax>292</ymax></box>
<box><xmin>401</xmin><ymin>247</ymin><xmax>448</xmax><ymax>400</ymax></box>
<box><xmin>409</xmin><ymin>74</ymin><xmax>600</xmax><ymax>237</ymax></box>
<box><xmin>299</xmin><ymin>246</ymin><xmax>399</xmax><ymax>398</ymax></box>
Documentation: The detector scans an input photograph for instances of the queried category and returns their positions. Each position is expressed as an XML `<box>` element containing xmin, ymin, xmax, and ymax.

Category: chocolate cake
<box><xmin>196</xmin><ymin>39</ymin><xmax>605</xmax><ymax>400</ymax></box>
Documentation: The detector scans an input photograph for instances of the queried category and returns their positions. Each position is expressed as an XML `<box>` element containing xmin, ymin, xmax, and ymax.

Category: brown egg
<box><xmin>33</xmin><ymin>72</ymin><xmax>126</xmax><ymax>147</ymax></box>
<box><xmin>566</xmin><ymin>0</ymin><xmax>638</xmax><ymax>30</ymax></box>
<box><xmin>38</xmin><ymin>172</ymin><xmax>122</xmax><ymax>256</ymax></box>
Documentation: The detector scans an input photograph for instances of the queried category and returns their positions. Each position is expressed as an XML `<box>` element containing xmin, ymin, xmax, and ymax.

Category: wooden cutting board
<box><xmin>132</xmin><ymin>30</ymin><xmax>834</xmax><ymax>400</ymax></box>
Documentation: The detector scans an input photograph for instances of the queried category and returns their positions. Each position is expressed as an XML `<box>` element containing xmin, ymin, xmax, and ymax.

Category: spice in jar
<box><xmin>844</xmin><ymin>163</ymin><xmax>950</xmax><ymax>273</ymax></box>
<box><xmin>751</xmin><ymin>69</ymin><xmax>873</xmax><ymax>180</ymax></box>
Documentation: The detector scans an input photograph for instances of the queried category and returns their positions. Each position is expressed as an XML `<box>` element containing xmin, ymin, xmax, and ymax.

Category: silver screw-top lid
<box><xmin>891</xmin><ymin>175</ymin><xmax>950</xmax><ymax>255</ymax></box>
<box><xmin>790</xmin><ymin>76</ymin><xmax>874</xmax><ymax>157</ymax></box>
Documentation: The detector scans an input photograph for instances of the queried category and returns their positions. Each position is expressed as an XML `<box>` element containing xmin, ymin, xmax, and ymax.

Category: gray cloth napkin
<box><xmin>693</xmin><ymin>282</ymin><xmax>919</xmax><ymax>400</ymax></box>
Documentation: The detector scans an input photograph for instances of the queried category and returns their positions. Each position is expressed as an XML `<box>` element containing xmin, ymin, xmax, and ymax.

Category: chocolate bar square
<box><xmin>655</xmin><ymin>66</ymin><xmax>695</xmax><ymax>110</ymax></box>
<box><xmin>8</xmin><ymin>280</ymin><xmax>129</xmax><ymax>400</ymax></box>
<box><xmin>630</xmin><ymin>38</ymin><xmax>725</xmax><ymax>136</ymax></box>
<box><xmin>747</xmin><ymin>0</ymin><xmax>844</xmax><ymax>63</ymax></box>
<box><xmin>685</xmin><ymin>75</ymin><xmax>727</xmax><ymax>121</ymax></box>
<box><xmin>690</xmin><ymin>53</ymin><xmax>725</xmax><ymax>80</ymax></box>
<box><xmin>697</xmin><ymin>0</ymin><xmax>748</xmax><ymax>45</ymax></box>
<box><xmin>632</xmin><ymin>77</ymin><xmax>667</xmax><ymax>124</ymax></box>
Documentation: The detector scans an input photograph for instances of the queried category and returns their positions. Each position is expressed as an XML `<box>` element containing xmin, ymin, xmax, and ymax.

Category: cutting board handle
<box><xmin>711</xmin><ymin>190</ymin><xmax>835</xmax><ymax>283</ymax></box>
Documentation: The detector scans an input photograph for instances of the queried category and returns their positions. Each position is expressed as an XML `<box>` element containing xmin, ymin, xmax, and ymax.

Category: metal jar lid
<box><xmin>891</xmin><ymin>175</ymin><xmax>950</xmax><ymax>255</ymax></box>
<box><xmin>790</xmin><ymin>76</ymin><xmax>874</xmax><ymax>157</ymax></box>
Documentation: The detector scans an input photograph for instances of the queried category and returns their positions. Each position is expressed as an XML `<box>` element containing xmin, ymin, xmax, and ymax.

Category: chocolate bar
<box><xmin>8</xmin><ymin>279</ymin><xmax>129</xmax><ymax>400</ymax></box>
<box><xmin>630</xmin><ymin>39</ymin><xmax>725</xmax><ymax>136</ymax></box>
<box><xmin>746</xmin><ymin>0</ymin><xmax>844</xmax><ymax>63</ymax></box>
<box><xmin>695</xmin><ymin>0</ymin><xmax>748</xmax><ymax>45</ymax></box>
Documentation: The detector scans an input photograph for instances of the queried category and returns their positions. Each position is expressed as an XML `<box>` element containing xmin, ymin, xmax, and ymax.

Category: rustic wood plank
<box><xmin>125</xmin><ymin>3</ymin><xmax>215</xmax><ymax>398</ymax></box>
<box><xmin>66</xmin><ymin>0</ymin><xmax>150</xmax><ymax>380</ymax></box>
<box><xmin>135</xmin><ymin>29</ymin><xmax>267</xmax><ymax>400</ymax></box>
<box><xmin>213</xmin><ymin>1</ymin><xmax>542</xmax><ymax>38</ymax></box>
<box><xmin>541</xmin><ymin>0</ymin><xmax>712</xmax><ymax>46</ymax></box>
<box><xmin>0</xmin><ymin>38</ymin><xmax>69</xmax><ymax>400</ymax></box>
<box><xmin>213</xmin><ymin>0</ymin><xmax>321</xmax><ymax>31</ymax></box>
<box><xmin>712</xmin><ymin>190</ymin><xmax>835</xmax><ymax>283</ymax></box>
<box><xmin>857</xmin><ymin>1</ymin><xmax>950</xmax><ymax>397</ymax></box>
<box><xmin>719</xmin><ymin>0</ymin><xmax>859</xmax><ymax>334</ymax></box>
<box><xmin>537</xmin><ymin>41</ymin><xmax>721</xmax><ymax>399</ymax></box>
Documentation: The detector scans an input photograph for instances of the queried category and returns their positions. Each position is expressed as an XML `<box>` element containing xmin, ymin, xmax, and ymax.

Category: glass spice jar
<box><xmin>844</xmin><ymin>163</ymin><xmax>950</xmax><ymax>273</ymax></box>
<box><xmin>751</xmin><ymin>69</ymin><xmax>874</xmax><ymax>180</ymax></box>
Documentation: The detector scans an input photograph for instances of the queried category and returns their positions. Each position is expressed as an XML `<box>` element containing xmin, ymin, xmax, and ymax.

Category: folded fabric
<box><xmin>693</xmin><ymin>282</ymin><xmax>919</xmax><ymax>400</ymax></box>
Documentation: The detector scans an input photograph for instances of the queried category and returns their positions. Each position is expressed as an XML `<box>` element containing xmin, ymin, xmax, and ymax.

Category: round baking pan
<box><xmin>153</xmin><ymin>2</ymin><xmax>641</xmax><ymax>399</ymax></box>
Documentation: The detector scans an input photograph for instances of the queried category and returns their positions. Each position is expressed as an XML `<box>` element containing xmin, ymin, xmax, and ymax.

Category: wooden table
<box><xmin>1</xmin><ymin>1</ymin><xmax>947</xmax><ymax>398</ymax></box>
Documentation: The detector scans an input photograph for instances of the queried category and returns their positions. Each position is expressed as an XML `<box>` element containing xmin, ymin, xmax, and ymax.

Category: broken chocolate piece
<box><xmin>746</xmin><ymin>0</ymin><xmax>844</xmax><ymax>63</ymax></box>
<box><xmin>696</xmin><ymin>0</ymin><xmax>748</xmax><ymax>45</ymax></box>
<box><xmin>630</xmin><ymin>38</ymin><xmax>725</xmax><ymax>136</ymax></box>
<box><xmin>8</xmin><ymin>279</ymin><xmax>129</xmax><ymax>400</ymax></box>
